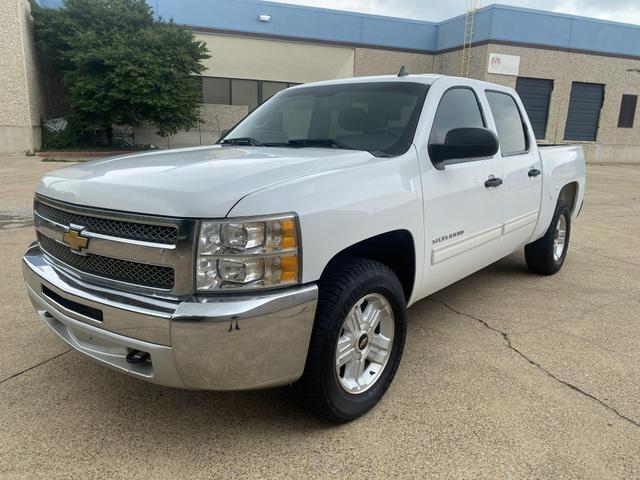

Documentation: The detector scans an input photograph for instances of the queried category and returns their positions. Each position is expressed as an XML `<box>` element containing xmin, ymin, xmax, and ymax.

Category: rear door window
<box><xmin>486</xmin><ymin>91</ymin><xmax>528</xmax><ymax>156</ymax></box>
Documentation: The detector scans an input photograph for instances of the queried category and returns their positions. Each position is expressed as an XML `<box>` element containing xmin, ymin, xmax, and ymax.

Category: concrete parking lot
<box><xmin>1</xmin><ymin>155</ymin><xmax>639</xmax><ymax>479</ymax></box>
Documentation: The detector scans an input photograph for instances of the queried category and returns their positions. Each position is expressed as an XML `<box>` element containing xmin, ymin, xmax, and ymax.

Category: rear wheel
<box><xmin>525</xmin><ymin>200</ymin><xmax>571</xmax><ymax>275</ymax></box>
<box><xmin>294</xmin><ymin>258</ymin><xmax>407</xmax><ymax>423</ymax></box>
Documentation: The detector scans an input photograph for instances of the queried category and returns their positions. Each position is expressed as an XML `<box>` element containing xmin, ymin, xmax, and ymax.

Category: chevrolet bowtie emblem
<box><xmin>63</xmin><ymin>228</ymin><xmax>89</xmax><ymax>252</ymax></box>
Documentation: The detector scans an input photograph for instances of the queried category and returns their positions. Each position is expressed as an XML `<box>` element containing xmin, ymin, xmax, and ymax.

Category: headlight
<box><xmin>196</xmin><ymin>215</ymin><xmax>299</xmax><ymax>291</ymax></box>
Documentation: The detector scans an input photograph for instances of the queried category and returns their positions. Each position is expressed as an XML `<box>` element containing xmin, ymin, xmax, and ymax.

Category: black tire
<box><xmin>525</xmin><ymin>200</ymin><xmax>571</xmax><ymax>275</ymax></box>
<box><xmin>293</xmin><ymin>257</ymin><xmax>407</xmax><ymax>423</ymax></box>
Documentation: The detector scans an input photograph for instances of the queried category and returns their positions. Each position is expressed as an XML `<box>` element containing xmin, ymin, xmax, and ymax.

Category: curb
<box><xmin>36</xmin><ymin>150</ymin><xmax>136</xmax><ymax>158</ymax></box>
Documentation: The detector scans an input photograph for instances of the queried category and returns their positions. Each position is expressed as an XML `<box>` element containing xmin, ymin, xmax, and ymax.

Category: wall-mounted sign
<box><xmin>488</xmin><ymin>53</ymin><xmax>520</xmax><ymax>76</ymax></box>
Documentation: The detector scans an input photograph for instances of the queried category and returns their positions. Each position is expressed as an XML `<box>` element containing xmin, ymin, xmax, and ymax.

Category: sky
<box><xmin>270</xmin><ymin>0</ymin><xmax>640</xmax><ymax>26</ymax></box>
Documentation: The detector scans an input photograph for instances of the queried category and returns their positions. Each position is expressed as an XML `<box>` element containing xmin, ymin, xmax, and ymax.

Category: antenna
<box><xmin>398</xmin><ymin>65</ymin><xmax>408</xmax><ymax>77</ymax></box>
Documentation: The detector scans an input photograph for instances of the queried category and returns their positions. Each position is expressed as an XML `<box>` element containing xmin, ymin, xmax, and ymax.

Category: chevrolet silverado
<box><xmin>23</xmin><ymin>73</ymin><xmax>585</xmax><ymax>422</ymax></box>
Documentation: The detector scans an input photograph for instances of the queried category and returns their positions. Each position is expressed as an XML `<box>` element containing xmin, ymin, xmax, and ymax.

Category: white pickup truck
<box><xmin>23</xmin><ymin>74</ymin><xmax>585</xmax><ymax>422</ymax></box>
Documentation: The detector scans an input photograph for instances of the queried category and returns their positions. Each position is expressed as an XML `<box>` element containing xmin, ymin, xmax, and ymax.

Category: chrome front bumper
<box><xmin>22</xmin><ymin>242</ymin><xmax>318</xmax><ymax>390</ymax></box>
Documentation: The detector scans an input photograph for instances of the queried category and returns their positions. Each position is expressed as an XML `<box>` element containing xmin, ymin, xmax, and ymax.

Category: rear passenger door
<box><xmin>485</xmin><ymin>90</ymin><xmax>542</xmax><ymax>249</ymax></box>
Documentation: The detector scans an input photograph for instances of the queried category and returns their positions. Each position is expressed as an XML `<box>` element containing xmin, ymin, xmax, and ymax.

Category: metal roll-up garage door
<box><xmin>564</xmin><ymin>82</ymin><xmax>604</xmax><ymax>141</ymax></box>
<box><xmin>515</xmin><ymin>77</ymin><xmax>553</xmax><ymax>140</ymax></box>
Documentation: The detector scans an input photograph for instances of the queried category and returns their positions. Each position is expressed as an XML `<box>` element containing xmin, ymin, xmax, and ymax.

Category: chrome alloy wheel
<box><xmin>335</xmin><ymin>293</ymin><xmax>395</xmax><ymax>394</ymax></box>
<box><xmin>553</xmin><ymin>214</ymin><xmax>567</xmax><ymax>261</ymax></box>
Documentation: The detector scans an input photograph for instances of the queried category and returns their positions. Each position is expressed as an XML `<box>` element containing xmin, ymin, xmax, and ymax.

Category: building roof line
<box><xmin>34</xmin><ymin>0</ymin><xmax>640</xmax><ymax>31</ymax></box>
<box><xmin>191</xmin><ymin>25</ymin><xmax>640</xmax><ymax>63</ymax></box>
<box><xmin>488</xmin><ymin>3</ymin><xmax>640</xmax><ymax>30</ymax></box>
<box><xmin>441</xmin><ymin>38</ymin><xmax>640</xmax><ymax>62</ymax></box>
<box><xmin>218</xmin><ymin>0</ymin><xmax>440</xmax><ymax>26</ymax></box>
<box><xmin>189</xmin><ymin>25</ymin><xmax>438</xmax><ymax>55</ymax></box>
<box><xmin>36</xmin><ymin>0</ymin><xmax>640</xmax><ymax>59</ymax></box>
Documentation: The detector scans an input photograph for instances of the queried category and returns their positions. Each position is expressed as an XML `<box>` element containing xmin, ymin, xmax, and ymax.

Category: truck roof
<box><xmin>287</xmin><ymin>74</ymin><xmax>516</xmax><ymax>95</ymax></box>
<box><xmin>288</xmin><ymin>73</ymin><xmax>444</xmax><ymax>90</ymax></box>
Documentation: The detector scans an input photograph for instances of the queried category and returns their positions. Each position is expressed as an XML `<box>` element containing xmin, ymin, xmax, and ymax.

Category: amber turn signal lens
<box><xmin>280</xmin><ymin>218</ymin><xmax>297</xmax><ymax>250</ymax></box>
<box><xmin>279</xmin><ymin>255</ymin><xmax>298</xmax><ymax>283</ymax></box>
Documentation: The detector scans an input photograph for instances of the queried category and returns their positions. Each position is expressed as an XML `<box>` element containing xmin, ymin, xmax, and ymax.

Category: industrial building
<box><xmin>3</xmin><ymin>0</ymin><xmax>640</xmax><ymax>163</ymax></box>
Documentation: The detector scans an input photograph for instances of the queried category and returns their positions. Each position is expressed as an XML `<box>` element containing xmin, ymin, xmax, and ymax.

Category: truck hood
<box><xmin>36</xmin><ymin>145</ymin><xmax>373</xmax><ymax>217</ymax></box>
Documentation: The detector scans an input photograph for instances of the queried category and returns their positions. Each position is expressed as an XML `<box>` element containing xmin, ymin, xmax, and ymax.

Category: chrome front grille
<box><xmin>33</xmin><ymin>195</ymin><xmax>198</xmax><ymax>296</ymax></box>
<box><xmin>38</xmin><ymin>234</ymin><xmax>175</xmax><ymax>289</ymax></box>
<box><xmin>34</xmin><ymin>199</ymin><xmax>177</xmax><ymax>244</ymax></box>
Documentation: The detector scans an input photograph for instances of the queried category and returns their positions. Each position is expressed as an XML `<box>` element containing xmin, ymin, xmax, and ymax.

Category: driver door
<box><xmin>418</xmin><ymin>81</ymin><xmax>506</xmax><ymax>296</ymax></box>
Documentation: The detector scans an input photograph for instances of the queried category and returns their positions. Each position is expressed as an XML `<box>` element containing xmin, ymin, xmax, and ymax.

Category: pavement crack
<box><xmin>0</xmin><ymin>350</ymin><xmax>71</xmax><ymax>386</ymax></box>
<box><xmin>572</xmin><ymin>244</ymin><xmax>640</xmax><ymax>267</ymax></box>
<box><xmin>430</xmin><ymin>298</ymin><xmax>640</xmax><ymax>429</ymax></box>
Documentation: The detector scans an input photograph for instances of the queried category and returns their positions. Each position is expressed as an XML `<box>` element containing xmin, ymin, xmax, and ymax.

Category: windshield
<box><xmin>221</xmin><ymin>82</ymin><xmax>429</xmax><ymax>156</ymax></box>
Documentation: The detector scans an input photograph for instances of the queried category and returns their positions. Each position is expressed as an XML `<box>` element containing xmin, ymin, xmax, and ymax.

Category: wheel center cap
<box><xmin>357</xmin><ymin>333</ymin><xmax>369</xmax><ymax>351</ymax></box>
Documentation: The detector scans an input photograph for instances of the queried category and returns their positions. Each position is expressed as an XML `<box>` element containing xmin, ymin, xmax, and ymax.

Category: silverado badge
<box><xmin>432</xmin><ymin>229</ymin><xmax>464</xmax><ymax>245</ymax></box>
<box><xmin>63</xmin><ymin>228</ymin><xmax>89</xmax><ymax>253</ymax></box>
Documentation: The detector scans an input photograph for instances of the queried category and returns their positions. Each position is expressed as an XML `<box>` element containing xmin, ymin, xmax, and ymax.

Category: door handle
<box><xmin>484</xmin><ymin>177</ymin><xmax>503</xmax><ymax>188</ymax></box>
<box><xmin>528</xmin><ymin>168</ymin><xmax>541</xmax><ymax>177</ymax></box>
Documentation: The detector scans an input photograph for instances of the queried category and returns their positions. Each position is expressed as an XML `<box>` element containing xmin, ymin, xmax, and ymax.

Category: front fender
<box><xmin>227</xmin><ymin>150</ymin><xmax>425</xmax><ymax>292</ymax></box>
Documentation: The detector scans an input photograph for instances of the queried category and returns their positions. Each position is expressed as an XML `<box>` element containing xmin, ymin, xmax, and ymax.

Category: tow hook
<box><xmin>126</xmin><ymin>349</ymin><xmax>150</xmax><ymax>364</ymax></box>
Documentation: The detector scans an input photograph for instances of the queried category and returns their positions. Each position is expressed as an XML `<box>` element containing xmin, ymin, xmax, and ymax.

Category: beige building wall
<box><xmin>434</xmin><ymin>45</ymin><xmax>489</xmax><ymax>80</ymax></box>
<box><xmin>353</xmin><ymin>48</ymin><xmax>433</xmax><ymax>77</ymax></box>
<box><xmin>0</xmin><ymin>0</ymin><xmax>44</xmax><ymax>154</ymax></box>
<box><xmin>197</xmin><ymin>32</ymin><xmax>437</xmax><ymax>81</ymax></box>
<box><xmin>195</xmin><ymin>33</ymin><xmax>354</xmax><ymax>83</ymax></box>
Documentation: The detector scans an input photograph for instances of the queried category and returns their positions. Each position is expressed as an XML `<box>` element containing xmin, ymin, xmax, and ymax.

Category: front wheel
<box><xmin>294</xmin><ymin>258</ymin><xmax>407</xmax><ymax>423</ymax></box>
<box><xmin>525</xmin><ymin>200</ymin><xmax>571</xmax><ymax>275</ymax></box>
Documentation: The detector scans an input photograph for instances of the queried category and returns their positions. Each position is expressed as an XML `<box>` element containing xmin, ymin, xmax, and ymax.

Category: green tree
<box><xmin>33</xmin><ymin>0</ymin><xmax>210</xmax><ymax>144</ymax></box>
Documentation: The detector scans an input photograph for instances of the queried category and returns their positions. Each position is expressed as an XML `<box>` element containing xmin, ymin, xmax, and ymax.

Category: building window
<box><xmin>617</xmin><ymin>94</ymin><xmax>637</xmax><ymax>128</ymax></box>
<box><xmin>262</xmin><ymin>81</ymin><xmax>289</xmax><ymax>101</ymax></box>
<box><xmin>199</xmin><ymin>77</ymin><xmax>299</xmax><ymax>109</ymax></box>
<box><xmin>231</xmin><ymin>79</ymin><xmax>259</xmax><ymax>111</ymax></box>
<box><xmin>202</xmin><ymin>77</ymin><xmax>231</xmax><ymax>104</ymax></box>
<box><xmin>564</xmin><ymin>82</ymin><xmax>604</xmax><ymax>141</ymax></box>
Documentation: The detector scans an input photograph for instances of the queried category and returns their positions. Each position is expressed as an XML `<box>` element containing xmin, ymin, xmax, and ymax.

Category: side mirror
<box><xmin>429</xmin><ymin>127</ymin><xmax>499</xmax><ymax>170</ymax></box>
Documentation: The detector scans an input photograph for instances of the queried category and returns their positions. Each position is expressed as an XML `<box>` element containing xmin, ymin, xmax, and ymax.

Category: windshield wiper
<box><xmin>264</xmin><ymin>138</ymin><xmax>391</xmax><ymax>156</ymax></box>
<box><xmin>220</xmin><ymin>137</ymin><xmax>264</xmax><ymax>146</ymax></box>
<box><xmin>270</xmin><ymin>138</ymin><xmax>357</xmax><ymax>150</ymax></box>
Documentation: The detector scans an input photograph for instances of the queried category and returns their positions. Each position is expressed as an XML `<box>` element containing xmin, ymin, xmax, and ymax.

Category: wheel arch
<box><xmin>558</xmin><ymin>181</ymin><xmax>579</xmax><ymax>215</ymax></box>
<box><xmin>319</xmin><ymin>229</ymin><xmax>416</xmax><ymax>303</ymax></box>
